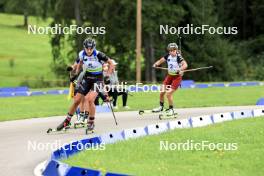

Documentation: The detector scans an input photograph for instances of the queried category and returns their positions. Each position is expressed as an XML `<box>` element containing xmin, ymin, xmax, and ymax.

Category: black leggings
<box><xmin>109</xmin><ymin>88</ymin><xmax>128</xmax><ymax>107</ymax></box>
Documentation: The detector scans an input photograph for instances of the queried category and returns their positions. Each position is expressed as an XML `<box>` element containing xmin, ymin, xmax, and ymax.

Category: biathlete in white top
<box><xmin>152</xmin><ymin>43</ymin><xmax>188</xmax><ymax>115</ymax></box>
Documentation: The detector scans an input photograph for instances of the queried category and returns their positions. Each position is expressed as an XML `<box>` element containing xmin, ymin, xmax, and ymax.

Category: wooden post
<box><xmin>136</xmin><ymin>0</ymin><xmax>142</xmax><ymax>82</ymax></box>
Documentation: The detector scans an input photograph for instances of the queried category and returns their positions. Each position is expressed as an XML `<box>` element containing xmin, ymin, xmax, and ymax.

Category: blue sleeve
<box><xmin>75</xmin><ymin>57</ymin><xmax>80</xmax><ymax>64</ymax></box>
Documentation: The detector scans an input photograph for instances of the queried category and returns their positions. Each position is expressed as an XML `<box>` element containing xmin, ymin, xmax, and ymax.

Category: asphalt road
<box><xmin>0</xmin><ymin>105</ymin><xmax>263</xmax><ymax>176</ymax></box>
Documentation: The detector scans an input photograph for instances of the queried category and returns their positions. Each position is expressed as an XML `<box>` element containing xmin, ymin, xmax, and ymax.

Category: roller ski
<box><xmin>85</xmin><ymin>123</ymin><xmax>95</xmax><ymax>135</ymax></box>
<box><xmin>159</xmin><ymin>108</ymin><xmax>178</xmax><ymax>120</ymax></box>
<box><xmin>46</xmin><ymin>127</ymin><xmax>71</xmax><ymax>133</ymax></box>
<box><xmin>138</xmin><ymin>106</ymin><xmax>164</xmax><ymax>115</ymax></box>
<box><xmin>47</xmin><ymin>117</ymin><xmax>71</xmax><ymax>134</ymax></box>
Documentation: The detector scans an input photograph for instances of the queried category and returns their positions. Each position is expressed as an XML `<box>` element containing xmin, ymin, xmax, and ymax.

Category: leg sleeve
<box><xmin>112</xmin><ymin>88</ymin><xmax>118</xmax><ymax>106</ymax></box>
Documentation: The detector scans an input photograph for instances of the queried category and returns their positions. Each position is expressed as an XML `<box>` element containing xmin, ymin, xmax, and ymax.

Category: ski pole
<box><xmin>182</xmin><ymin>66</ymin><xmax>213</xmax><ymax>73</ymax></box>
<box><xmin>107</xmin><ymin>101</ymin><xmax>118</xmax><ymax>126</ymax></box>
<box><xmin>177</xmin><ymin>34</ymin><xmax>182</xmax><ymax>53</ymax></box>
<box><xmin>153</xmin><ymin>66</ymin><xmax>213</xmax><ymax>73</ymax></box>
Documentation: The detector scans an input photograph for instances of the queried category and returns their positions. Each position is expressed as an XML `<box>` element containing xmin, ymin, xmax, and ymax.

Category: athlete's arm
<box><xmin>97</xmin><ymin>51</ymin><xmax>113</xmax><ymax>76</ymax></box>
<box><xmin>68</xmin><ymin>62</ymin><xmax>77</xmax><ymax>72</ymax></box>
<box><xmin>180</xmin><ymin>60</ymin><xmax>188</xmax><ymax>71</ymax></box>
<box><xmin>106</xmin><ymin>59</ymin><xmax>114</xmax><ymax>76</ymax></box>
<box><xmin>153</xmin><ymin>57</ymin><xmax>166</xmax><ymax>67</ymax></box>
<box><xmin>74</xmin><ymin>51</ymin><xmax>84</xmax><ymax>75</ymax></box>
<box><xmin>76</xmin><ymin>61</ymin><xmax>83</xmax><ymax>75</ymax></box>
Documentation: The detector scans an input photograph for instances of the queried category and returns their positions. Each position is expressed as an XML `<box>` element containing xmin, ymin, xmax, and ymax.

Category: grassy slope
<box><xmin>0</xmin><ymin>13</ymin><xmax>54</xmax><ymax>87</ymax></box>
<box><xmin>0</xmin><ymin>94</ymin><xmax>72</xmax><ymax>121</ymax></box>
<box><xmin>0</xmin><ymin>86</ymin><xmax>263</xmax><ymax>121</ymax></box>
<box><xmin>64</xmin><ymin>117</ymin><xmax>264</xmax><ymax>176</ymax></box>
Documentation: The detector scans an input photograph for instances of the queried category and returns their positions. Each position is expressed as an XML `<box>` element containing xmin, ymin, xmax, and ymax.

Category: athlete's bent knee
<box><xmin>166</xmin><ymin>92</ymin><xmax>172</xmax><ymax>98</ymax></box>
<box><xmin>160</xmin><ymin>91</ymin><xmax>166</xmax><ymax>96</ymax></box>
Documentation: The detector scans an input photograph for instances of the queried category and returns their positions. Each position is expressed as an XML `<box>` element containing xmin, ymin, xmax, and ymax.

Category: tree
<box><xmin>69</xmin><ymin>0</ymin><xmax>138</xmax><ymax>81</ymax></box>
<box><xmin>180</xmin><ymin>0</ymin><xmax>247</xmax><ymax>81</ymax></box>
<box><xmin>214</xmin><ymin>0</ymin><xmax>257</xmax><ymax>40</ymax></box>
<box><xmin>142</xmin><ymin>0</ymin><xmax>186</xmax><ymax>82</ymax></box>
<box><xmin>214</xmin><ymin>0</ymin><xmax>264</xmax><ymax>80</ymax></box>
<box><xmin>4</xmin><ymin>0</ymin><xmax>45</xmax><ymax>27</ymax></box>
<box><xmin>47</xmin><ymin>0</ymin><xmax>260</xmax><ymax>82</ymax></box>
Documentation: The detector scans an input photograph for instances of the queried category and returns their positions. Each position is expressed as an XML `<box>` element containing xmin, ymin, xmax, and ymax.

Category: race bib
<box><xmin>167</xmin><ymin>56</ymin><xmax>180</xmax><ymax>75</ymax></box>
<box><xmin>83</xmin><ymin>56</ymin><xmax>102</xmax><ymax>73</ymax></box>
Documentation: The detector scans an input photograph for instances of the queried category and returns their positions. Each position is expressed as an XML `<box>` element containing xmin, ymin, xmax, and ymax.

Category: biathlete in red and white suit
<box><xmin>152</xmin><ymin>43</ymin><xmax>188</xmax><ymax>115</ymax></box>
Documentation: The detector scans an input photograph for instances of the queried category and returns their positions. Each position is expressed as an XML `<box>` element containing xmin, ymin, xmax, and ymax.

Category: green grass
<box><xmin>0</xmin><ymin>13</ymin><xmax>55</xmax><ymax>87</ymax></box>
<box><xmin>64</xmin><ymin>117</ymin><xmax>264</xmax><ymax>176</ymax></box>
<box><xmin>0</xmin><ymin>94</ymin><xmax>72</xmax><ymax>121</ymax></box>
<box><xmin>126</xmin><ymin>86</ymin><xmax>264</xmax><ymax>109</ymax></box>
<box><xmin>0</xmin><ymin>86</ymin><xmax>263</xmax><ymax>121</ymax></box>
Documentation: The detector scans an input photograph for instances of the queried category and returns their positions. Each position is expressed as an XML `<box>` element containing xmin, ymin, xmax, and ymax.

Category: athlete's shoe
<box><xmin>86</xmin><ymin>123</ymin><xmax>95</xmax><ymax>132</ymax></box>
<box><xmin>165</xmin><ymin>108</ymin><xmax>174</xmax><ymax>116</ymax></box>
<box><xmin>74</xmin><ymin>113</ymin><xmax>85</xmax><ymax>124</ymax></box>
<box><xmin>80</xmin><ymin>116</ymin><xmax>85</xmax><ymax>123</ymax></box>
<box><xmin>82</xmin><ymin>113</ymin><xmax>89</xmax><ymax>123</ymax></box>
<box><xmin>152</xmin><ymin>106</ymin><xmax>164</xmax><ymax>113</ymax></box>
<box><xmin>85</xmin><ymin>123</ymin><xmax>95</xmax><ymax>134</ymax></box>
<box><xmin>56</xmin><ymin>117</ymin><xmax>71</xmax><ymax>131</ymax></box>
<box><xmin>74</xmin><ymin>118</ymin><xmax>84</xmax><ymax>124</ymax></box>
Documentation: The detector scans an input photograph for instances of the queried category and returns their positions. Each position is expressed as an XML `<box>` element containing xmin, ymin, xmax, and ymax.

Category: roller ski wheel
<box><xmin>139</xmin><ymin>110</ymin><xmax>144</xmax><ymax>115</ymax></box>
<box><xmin>47</xmin><ymin>128</ymin><xmax>52</xmax><ymax>133</ymax></box>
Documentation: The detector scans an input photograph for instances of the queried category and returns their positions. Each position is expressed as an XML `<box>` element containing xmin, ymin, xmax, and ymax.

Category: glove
<box><xmin>69</xmin><ymin>73</ymin><xmax>78</xmax><ymax>82</ymax></box>
<box><xmin>102</xmin><ymin>94</ymin><xmax>111</xmax><ymax>102</ymax></box>
<box><xmin>104</xmin><ymin>76</ymin><xmax>111</xmax><ymax>85</ymax></box>
<box><xmin>176</xmin><ymin>68</ymin><xmax>184</xmax><ymax>76</ymax></box>
<box><xmin>152</xmin><ymin>63</ymin><xmax>158</xmax><ymax>67</ymax></box>
<box><xmin>73</xmin><ymin>80</ymin><xmax>78</xmax><ymax>85</ymax></box>
<box><xmin>66</xmin><ymin>66</ymin><xmax>73</xmax><ymax>72</ymax></box>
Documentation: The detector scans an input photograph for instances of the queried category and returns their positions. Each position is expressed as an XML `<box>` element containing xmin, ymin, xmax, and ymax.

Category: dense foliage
<box><xmin>2</xmin><ymin>0</ymin><xmax>263</xmax><ymax>82</ymax></box>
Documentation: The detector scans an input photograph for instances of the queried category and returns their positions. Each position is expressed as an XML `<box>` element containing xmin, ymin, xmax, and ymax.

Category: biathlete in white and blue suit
<box><xmin>57</xmin><ymin>38</ymin><xmax>114</xmax><ymax>132</ymax></box>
